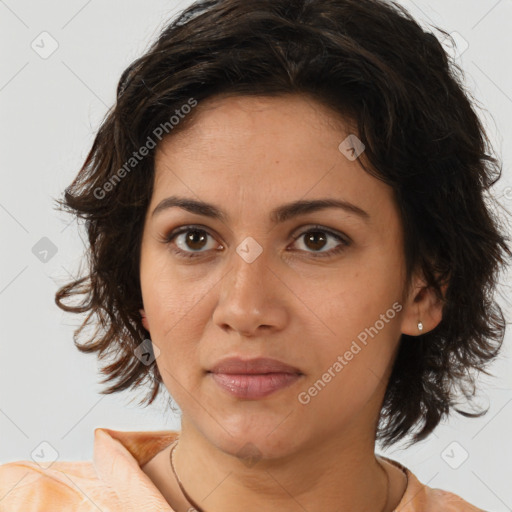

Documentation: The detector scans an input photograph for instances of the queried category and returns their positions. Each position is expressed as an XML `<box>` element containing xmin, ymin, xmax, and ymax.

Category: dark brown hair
<box><xmin>54</xmin><ymin>0</ymin><xmax>512</xmax><ymax>448</ymax></box>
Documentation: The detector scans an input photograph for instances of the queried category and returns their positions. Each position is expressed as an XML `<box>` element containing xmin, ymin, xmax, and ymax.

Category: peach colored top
<box><xmin>0</xmin><ymin>428</ymin><xmax>485</xmax><ymax>511</ymax></box>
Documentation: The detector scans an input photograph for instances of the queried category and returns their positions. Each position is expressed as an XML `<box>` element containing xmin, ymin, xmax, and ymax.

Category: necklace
<box><xmin>169</xmin><ymin>439</ymin><xmax>390</xmax><ymax>512</ymax></box>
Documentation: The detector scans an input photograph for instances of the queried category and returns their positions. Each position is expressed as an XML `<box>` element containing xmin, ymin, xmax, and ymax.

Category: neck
<box><xmin>171</xmin><ymin>419</ymin><xmax>390</xmax><ymax>512</ymax></box>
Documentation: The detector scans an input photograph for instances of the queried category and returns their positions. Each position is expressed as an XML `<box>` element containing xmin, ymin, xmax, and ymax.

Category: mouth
<box><xmin>207</xmin><ymin>372</ymin><xmax>304</xmax><ymax>399</ymax></box>
<box><xmin>207</xmin><ymin>356</ymin><xmax>304</xmax><ymax>399</ymax></box>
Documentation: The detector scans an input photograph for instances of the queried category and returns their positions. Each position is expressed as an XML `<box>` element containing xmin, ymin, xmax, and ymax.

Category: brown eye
<box><xmin>290</xmin><ymin>226</ymin><xmax>350</xmax><ymax>258</ymax></box>
<box><xmin>164</xmin><ymin>226</ymin><xmax>221</xmax><ymax>259</ymax></box>
<box><xmin>182</xmin><ymin>229</ymin><xmax>209</xmax><ymax>251</ymax></box>
<box><xmin>303</xmin><ymin>231</ymin><xmax>328</xmax><ymax>251</ymax></box>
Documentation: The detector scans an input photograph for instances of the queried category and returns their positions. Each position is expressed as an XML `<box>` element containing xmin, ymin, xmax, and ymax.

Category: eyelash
<box><xmin>162</xmin><ymin>225</ymin><xmax>351</xmax><ymax>260</ymax></box>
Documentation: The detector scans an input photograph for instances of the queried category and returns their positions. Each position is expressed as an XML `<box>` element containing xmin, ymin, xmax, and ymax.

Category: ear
<box><xmin>400</xmin><ymin>272</ymin><xmax>448</xmax><ymax>336</ymax></box>
<box><xmin>139</xmin><ymin>308</ymin><xmax>150</xmax><ymax>332</ymax></box>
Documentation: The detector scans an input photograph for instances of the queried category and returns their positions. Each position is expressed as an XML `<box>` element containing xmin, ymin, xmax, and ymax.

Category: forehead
<box><xmin>151</xmin><ymin>94</ymin><xmax>397</xmax><ymax>227</ymax></box>
<box><xmin>157</xmin><ymin>94</ymin><xmax>352</xmax><ymax>163</ymax></box>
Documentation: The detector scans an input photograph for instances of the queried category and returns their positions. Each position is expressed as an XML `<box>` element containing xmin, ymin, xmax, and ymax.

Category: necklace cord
<box><xmin>169</xmin><ymin>439</ymin><xmax>390</xmax><ymax>512</ymax></box>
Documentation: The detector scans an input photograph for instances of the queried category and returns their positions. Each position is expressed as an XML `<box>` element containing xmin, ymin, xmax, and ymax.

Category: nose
<box><xmin>212</xmin><ymin>245</ymin><xmax>288</xmax><ymax>337</ymax></box>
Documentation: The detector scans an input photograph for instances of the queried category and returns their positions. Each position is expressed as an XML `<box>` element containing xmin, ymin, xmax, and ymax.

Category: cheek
<box><xmin>298</xmin><ymin>263</ymin><xmax>398</xmax><ymax>342</ymax></box>
<box><xmin>300</xmin><ymin>322</ymin><xmax>398</xmax><ymax>423</ymax></box>
<box><xmin>141</xmin><ymin>263</ymin><xmax>214</xmax><ymax>357</ymax></box>
<box><xmin>298</xmin><ymin>270</ymin><xmax>402</xmax><ymax>398</ymax></box>
<box><xmin>140</xmin><ymin>252</ymin><xmax>208</xmax><ymax>329</ymax></box>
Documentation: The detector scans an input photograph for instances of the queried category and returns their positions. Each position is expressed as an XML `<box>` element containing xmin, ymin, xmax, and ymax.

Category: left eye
<box><xmin>163</xmin><ymin>225</ymin><xmax>350</xmax><ymax>259</ymax></box>
<box><xmin>290</xmin><ymin>228</ymin><xmax>349</xmax><ymax>256</ymax></box>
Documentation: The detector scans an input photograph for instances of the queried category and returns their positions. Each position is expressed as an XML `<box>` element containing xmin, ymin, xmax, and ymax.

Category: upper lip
<box><xmin>208</xmin><ymin>357</ymin><xmax>303</xmax><ymax>375</ymax></box>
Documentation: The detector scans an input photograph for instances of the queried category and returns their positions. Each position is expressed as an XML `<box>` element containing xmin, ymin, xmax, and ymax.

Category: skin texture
<box><xmin>138</xmin><ymin>94</ymin><xmax>444</xmax><ymax>512</ymax></box>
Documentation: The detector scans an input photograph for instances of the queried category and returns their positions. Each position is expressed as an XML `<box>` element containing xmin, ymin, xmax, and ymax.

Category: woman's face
<box><xmin>139</xmin><ymin>94</ymin><xmax>421</xmax><ymax>458</ymax></box>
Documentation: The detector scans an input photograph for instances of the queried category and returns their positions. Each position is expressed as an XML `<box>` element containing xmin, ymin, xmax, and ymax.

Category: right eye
<box><xmin>163</xmin><ymin>226</ymin><xmax>223</xmax><ymax>259</ymax></box>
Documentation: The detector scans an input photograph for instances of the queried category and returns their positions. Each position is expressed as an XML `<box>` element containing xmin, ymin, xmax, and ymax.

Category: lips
<box><xmin>208</xmin><ymin>356</ymin><xmax>303</xmax><ymax>375</ymax></box>
<box><xmin>207</xmin><ymin>356</ymin><xmax>304</xmax><ymax>399</ymax></box>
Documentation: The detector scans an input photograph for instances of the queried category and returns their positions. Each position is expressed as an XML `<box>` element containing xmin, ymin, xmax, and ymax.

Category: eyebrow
<box><xmin>151</xmin><ymin>195</ymin><xmax>370</xmax><ymax>224</ymax></box>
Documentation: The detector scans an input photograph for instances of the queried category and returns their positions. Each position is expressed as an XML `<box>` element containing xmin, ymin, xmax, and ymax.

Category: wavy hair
<box><xmin>54</xmin><ymin>0</ymin><xmax>512</xmax><ymax>448</ymax></box>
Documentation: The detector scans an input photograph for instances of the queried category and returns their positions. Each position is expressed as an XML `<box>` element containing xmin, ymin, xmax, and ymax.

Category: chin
<box><xmin>201</xmin><ymin>414</ymin><xmax>308</xmax><ymax>463</ymax></box>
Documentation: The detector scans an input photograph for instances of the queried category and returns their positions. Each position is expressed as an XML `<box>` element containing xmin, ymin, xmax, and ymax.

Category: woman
<box><xmin>1</xmin><ymin>0</ymin><xmax>509</xmax><ymax>510</ymax></box>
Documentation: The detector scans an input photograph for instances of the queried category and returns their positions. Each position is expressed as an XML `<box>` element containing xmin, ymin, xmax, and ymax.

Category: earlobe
<box><xmin>401</xmin><ymin>279</ymin><xmax>447</xmax><ymax>336</ymax></box>
<box><xmin>139</xmin><ymin>308</ymin><xmax>150</xmax><ymax>332</ymax></box>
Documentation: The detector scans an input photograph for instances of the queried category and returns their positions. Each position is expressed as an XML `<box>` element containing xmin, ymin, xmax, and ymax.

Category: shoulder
<box><xmin>412</xmin><ymin>484</ymin><xmax>487</xmax><ymax>511</ymax></box>
<box><xmin>0</xmin><ymin>459</ymin><xmax>119</xmax><ymax>511</ymax></box>
<box><xmin>402</xmin><ymin>471</ymin><xmax>487</xmax><ymax>511</ymax></box>
<box><xmin>380</xmin><ymin>456</ymin><xmax>487</xmax><ymax>512</ymax></box>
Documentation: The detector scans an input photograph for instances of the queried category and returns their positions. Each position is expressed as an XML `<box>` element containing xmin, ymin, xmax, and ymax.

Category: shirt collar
<box><xmin>92</xmin><ymin>427</ymin><xmax>428</xmax><ymax>511</ymax></box>
<box><xmin>93</xmin><ymin>427</ymin><xmax>179</xmax><ymax>511</ymax></box>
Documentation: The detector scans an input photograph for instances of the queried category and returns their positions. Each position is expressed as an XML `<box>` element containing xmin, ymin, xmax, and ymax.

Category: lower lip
<box><xmin>209</xmin><ymin>372</ymin><xmax>302</xmax><ymax>399</ymax></box>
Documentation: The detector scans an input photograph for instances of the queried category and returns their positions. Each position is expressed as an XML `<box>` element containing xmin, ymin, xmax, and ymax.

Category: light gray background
<box><xmin>1</xmin><ymin>1</ymin><xmax>511</xmax><ymax>511</ymax></box>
